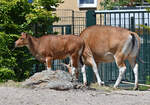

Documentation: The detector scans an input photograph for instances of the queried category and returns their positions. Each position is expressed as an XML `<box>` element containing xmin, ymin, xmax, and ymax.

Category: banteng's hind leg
<box><xmin>114</xmin><ymin>54</ymin><xmax>126</xmax><ymax>88</ymax></box>
<box><xmin>128</xmin><ymin>57</ymin><xmax>138</xmax><ymax>90</ymax></box>
<box><xmin>81</xmin><ymin>64</ymin><xmax>87</xmax><ymax>86</ymax></box>
<box><xmin>70</xmin><ymin>53</ymin><xmax>79</xmax><ymax>79</ymax></box>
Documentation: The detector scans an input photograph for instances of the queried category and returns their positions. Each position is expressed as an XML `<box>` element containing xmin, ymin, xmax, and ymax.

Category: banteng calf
<box><xmin>15</xmin><ymin>33</ymin><xmax>85</xmax><ymax>76</ymax></box>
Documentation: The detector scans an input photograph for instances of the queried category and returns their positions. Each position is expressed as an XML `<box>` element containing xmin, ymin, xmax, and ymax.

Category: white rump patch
<box><xmin>122</xmin><ymin>35</ymin><xmax>132</xmax><ymax>56</ymax></box>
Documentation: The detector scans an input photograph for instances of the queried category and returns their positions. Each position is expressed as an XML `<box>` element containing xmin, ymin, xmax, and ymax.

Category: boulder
<box><xmin>22</xmin><ymin>70</ymin><xmax>82</xmax><ymax>90</ymax></box>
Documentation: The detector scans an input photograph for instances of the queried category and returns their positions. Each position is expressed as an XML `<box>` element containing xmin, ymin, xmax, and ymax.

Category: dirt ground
<box><xmin>0</xmin><ymin>84</ymin><xmax>150</xmax><ymax>105</ymax></box>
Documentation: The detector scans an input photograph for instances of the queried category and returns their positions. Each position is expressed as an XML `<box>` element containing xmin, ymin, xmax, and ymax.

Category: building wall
<box><xmin>57</xmin><ymin>0</ymin><xmax>79</xmax><ymax>11</ymax></box>
<box><xmin>56</xmin><ymin>0</ymin><xmax>103</xmax><ymax>11</ymax></box>
<box><xmin>54</xmin><ymin>0</ymin><xmax>105</xmax><ymax>35</ymax></box>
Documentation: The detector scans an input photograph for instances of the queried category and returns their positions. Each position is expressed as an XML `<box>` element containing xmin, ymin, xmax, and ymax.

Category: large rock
<box><xmin>22</xmin><ymin>70</ymin><xmax>82</xmax><ymax>90</ymax></box>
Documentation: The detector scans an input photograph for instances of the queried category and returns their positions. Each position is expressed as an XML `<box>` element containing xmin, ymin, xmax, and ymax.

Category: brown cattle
<box><xmin>15</xmin><ymin>33</ymin><xmax>85</xmax><ymax>77</ymax></box>
<box><xmin>80</xmin><ymin>25</ymin><xmax>140</xmax><ymax>90</ymax></box>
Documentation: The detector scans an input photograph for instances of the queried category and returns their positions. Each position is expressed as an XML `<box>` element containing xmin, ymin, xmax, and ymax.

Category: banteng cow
<box><xmin>80</xmin><ymin>25</ymin><xmax>140</xmax><ymax>90</ymax></box>
<box><xmin>15</xmin><ymin>32</ymin><xmax>85</xmax><ymax>77</ymax></box>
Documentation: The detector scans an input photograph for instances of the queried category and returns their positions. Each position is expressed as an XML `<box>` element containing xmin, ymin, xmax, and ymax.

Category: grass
<box><xmin>90</xmin><ymin>83</ymin><xmax>121</xmax><ymax>92</ymax></box>
<box><xmin>0</xmin><ymin>80</ymin><xmax>149</xmax><ymax>91</ymax></box>
<box><xmin>90</xmin><ymin>83</ymin><xmax>150</xmax><ymax>91</ymax></box>
<box><xmin>139</xmin><ymin>85</ymin><xmax>150</xmax><ymax>91</ymax></box>
<box><xmin>0</xmin><ymin>80</ymin><xmax>22</xmax><ymax>88</ymax></box>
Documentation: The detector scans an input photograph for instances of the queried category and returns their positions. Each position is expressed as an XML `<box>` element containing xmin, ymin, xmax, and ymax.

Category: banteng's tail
<box><xmin>122</xmin><ymin>33</ymin><xmax>139</xmax><ymax>58</ymax></box>
<box><xmin>79</xmin><ymin>43</ymin><xmax>85</xmax><ymax>66</ymax></box>
<box><xmin>80</xmin><ymin>55</ymin><xmax>84</xmax><ymax>65</ymax></box>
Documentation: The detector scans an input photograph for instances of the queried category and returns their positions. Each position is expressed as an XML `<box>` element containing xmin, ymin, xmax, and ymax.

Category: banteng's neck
<box><xmin>27</xmin><ymin>35</ymin><xmax>39</xmax><ymax>57</ymax></box>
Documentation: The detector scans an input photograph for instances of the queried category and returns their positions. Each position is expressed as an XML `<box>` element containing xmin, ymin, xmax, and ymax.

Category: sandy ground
<box><xmin>0</xmin><ymin>86</ymin><xmax>150</xmax><ymax>105</ymax></box>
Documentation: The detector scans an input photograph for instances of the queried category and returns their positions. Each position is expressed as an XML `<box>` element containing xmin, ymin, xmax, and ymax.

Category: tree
<box><xmin>0</xmin><ymin>0</ymin><xmax>62</xmax><ymax>81</ymax></box>
<box><xmin>100</xmin><ymin>0</ymin><xmax>142</xmax><ymax>10</ymax></box>
<box><xmin>140</xmin><ymin>0</ymin><xmax>150</xmax><ymax>30</ymax></box>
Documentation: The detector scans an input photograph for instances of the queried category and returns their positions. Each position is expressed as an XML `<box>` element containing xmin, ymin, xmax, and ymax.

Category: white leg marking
<box><xmin>70</xmin><ymin>57</ymin><xmax>73</xmax><ymax>67</ymax></box>
<box><xmin>91</xmin><ymin>57</ymin><xmax>103</xmax><ymax>86</ymax></box>
<box><xmin>133</xmin><ymin>63</ymin><xmax>138</xmax><ymax>89</ymax></box>
<box><xmin>46</xmin><ymin>58</ymin><xmax>51</xmax><ymax>71</ymax></box>
<box><xmin>81</xmin><ymin>65</ymin><xmax>87</xmax><ymax>85</ymax></box>
<box><xmin>71</xmin><ymin>67</ymin><xmax>76</xmax><ymax>76</ymax></box>
<box><xmin>47</xmin><ymin>67</ymin><xmax>51</xmax><ymax>71</ymax></box>
<box><xmin>114</xmin><ymin>66</ymin><xmax>126</xmax><ymax>88</ymax></box>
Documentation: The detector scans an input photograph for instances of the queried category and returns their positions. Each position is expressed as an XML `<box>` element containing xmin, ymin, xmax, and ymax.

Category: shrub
<box><xmin>0</xmin><ymin>68</ymin><xmax>16</xmax><ymax>82</ymax></box>
<box><xmin>146</xmin><ymin>76</ymin><xmax>150</xmax><ymax>85</ymax></box>
<box><xmin>0</xmin><ymin>0</ymin><xmax>62</xmax><ymax>81</ymax></box>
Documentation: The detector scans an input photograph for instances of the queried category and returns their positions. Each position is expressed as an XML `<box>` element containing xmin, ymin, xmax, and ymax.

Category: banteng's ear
<box><xmin>21</xmin><ymin>32</ymin><xmax>28</xmax><ymax>38</ymax></box>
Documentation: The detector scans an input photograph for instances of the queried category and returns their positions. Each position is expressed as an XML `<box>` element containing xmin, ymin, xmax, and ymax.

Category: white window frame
<box><xmin>78</xmin><ymin>0</ymin><xmax>97</xmax><ymax>8</ymax></box>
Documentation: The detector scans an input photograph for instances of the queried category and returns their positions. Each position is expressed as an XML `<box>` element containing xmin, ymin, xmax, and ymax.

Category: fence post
<box><xmin>86</xmin><ymin>10</ymin><xmax>96</xmax><ymax>27</ymax></box>
<box><xmin>72</xmin><ymin>10</ymin><xmax>75</xmax><ymax>34</ymax></box>
<box><xmin>85</xmin><ymin>11</ymin><xmax>96</xmax><ymax>83</ymax></box>
<box><xmin>131</xmin><ymin>17</ymin><xmax>135</xmax><ymax>32</ymax></box>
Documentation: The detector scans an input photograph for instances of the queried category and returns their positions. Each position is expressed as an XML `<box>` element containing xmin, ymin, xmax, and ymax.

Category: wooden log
<box><xmin>122</xmin><ymin>81</ymin><xmax>150</xmax><ymax>87</ymax></box>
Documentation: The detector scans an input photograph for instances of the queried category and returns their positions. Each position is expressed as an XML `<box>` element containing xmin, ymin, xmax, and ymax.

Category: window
<box><xmin>28</xmin><ymin>0</ymin><xmax>33</xmax><ymax>3</ymax></box>
<box><xmin>78</xmin><ymin>0</ymin><xmax>97</xmax><ymax>8</ymax></box>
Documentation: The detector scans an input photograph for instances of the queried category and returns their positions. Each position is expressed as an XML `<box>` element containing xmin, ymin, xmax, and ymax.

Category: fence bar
<box><xmin>72</xmin><ymin>10</ymin><xmax>75</xmax><ymax>34</ymax></box>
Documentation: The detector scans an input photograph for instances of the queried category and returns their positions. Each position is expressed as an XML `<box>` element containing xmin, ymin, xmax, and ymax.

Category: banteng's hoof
<box><xmin>98</xmin><ymin>81</ymin><xmax>105</xmax><ymax>86</ymax></box>
<box><xmin>133</xmin><ymin>86</ymin><xmax>139</xmax><ymax>90</ymax></box>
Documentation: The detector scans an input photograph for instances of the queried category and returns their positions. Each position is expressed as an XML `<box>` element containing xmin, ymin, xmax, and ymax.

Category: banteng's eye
<box><xmin>20</xmin><ymin>38</ymin><xmax>24</xmax><ymax>41</ymax></box>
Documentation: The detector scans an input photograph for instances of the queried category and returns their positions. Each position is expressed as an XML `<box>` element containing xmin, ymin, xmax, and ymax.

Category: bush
<box><xmin>0</xmin><ymin>68</ymin><xmax>16</xmax><ymax>82</ymax></box>
<box><xmin>146</xmin><ymin>76</ymin><xmax>150</xmax><ymax>85</ymax></box>
<box><xmin>0</xmin><ymin>0</ymin><xmax>62</xmax><ymax>81</ymax></box>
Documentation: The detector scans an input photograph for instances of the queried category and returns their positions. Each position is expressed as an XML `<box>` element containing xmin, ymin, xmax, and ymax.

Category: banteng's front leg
<box><xmin>46</xmin><ymin>57</ymin><xmax>52</xmax><ymax>71</ymax></box>
<box><xmin>83</xmin><ymin>55</ymin><xmax>104</xmax><ymax>86</ymax></box>
<box><xmin>82</xmin><ymin>46</ymin><xmax>104</xmax><ymax>86</ymax></box>
<box><xmin>88</xmin><ymin>56</ymin><xmax>104</xmax><ymax>86</ymax></box>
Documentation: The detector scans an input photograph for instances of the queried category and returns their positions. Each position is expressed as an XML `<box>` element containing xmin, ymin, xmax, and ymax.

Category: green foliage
<box><xmin>0</xmin><ymin>68</ymin><xmax>16</xmax><ymax>82</ymax></box>
<box><xmin>146</xmin><ymin>76</ymin><xmax>150</xmax><ymax>85</ymax></box>
<box><xmin>0</xmin><ymin>32</ymin><xmax>18</xmax><ymax>69</ymax></box>
<box><xmin>139</xmin><ymin>76</ymin><xmax>150</xmax><ymax>91</ymax></box>
<box><xmin>100</xmin><ymin>0</ymin><xmax>130</xmax><ymax>10</ymax></box>
<box><xmin>0</xmin><ymin>0</ymin><xmax>62</xmax><ymax>81</ymax></box>
<box><xmin>140</xmin><ymin>0</ymin><xmax>150</xmax><ymax>32</ymax></box>
<box><xmin>34</xmin><ymin>0</ymin><xmax>64</xmax><ymax>11</ymax></box>
<box><xmin>100</xmin><ymin>0</ymin><xmax>142</xmax><ymax>10</ymax></box>
<box><xmin>139</xmin><ymin>85</ymin><xmax>150</xmax><ymax>91</ymax></box>
<box><xmin>146</xmin><ymin>0</ymin><xmax>150</xmax><ymax>12</ymax></box>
